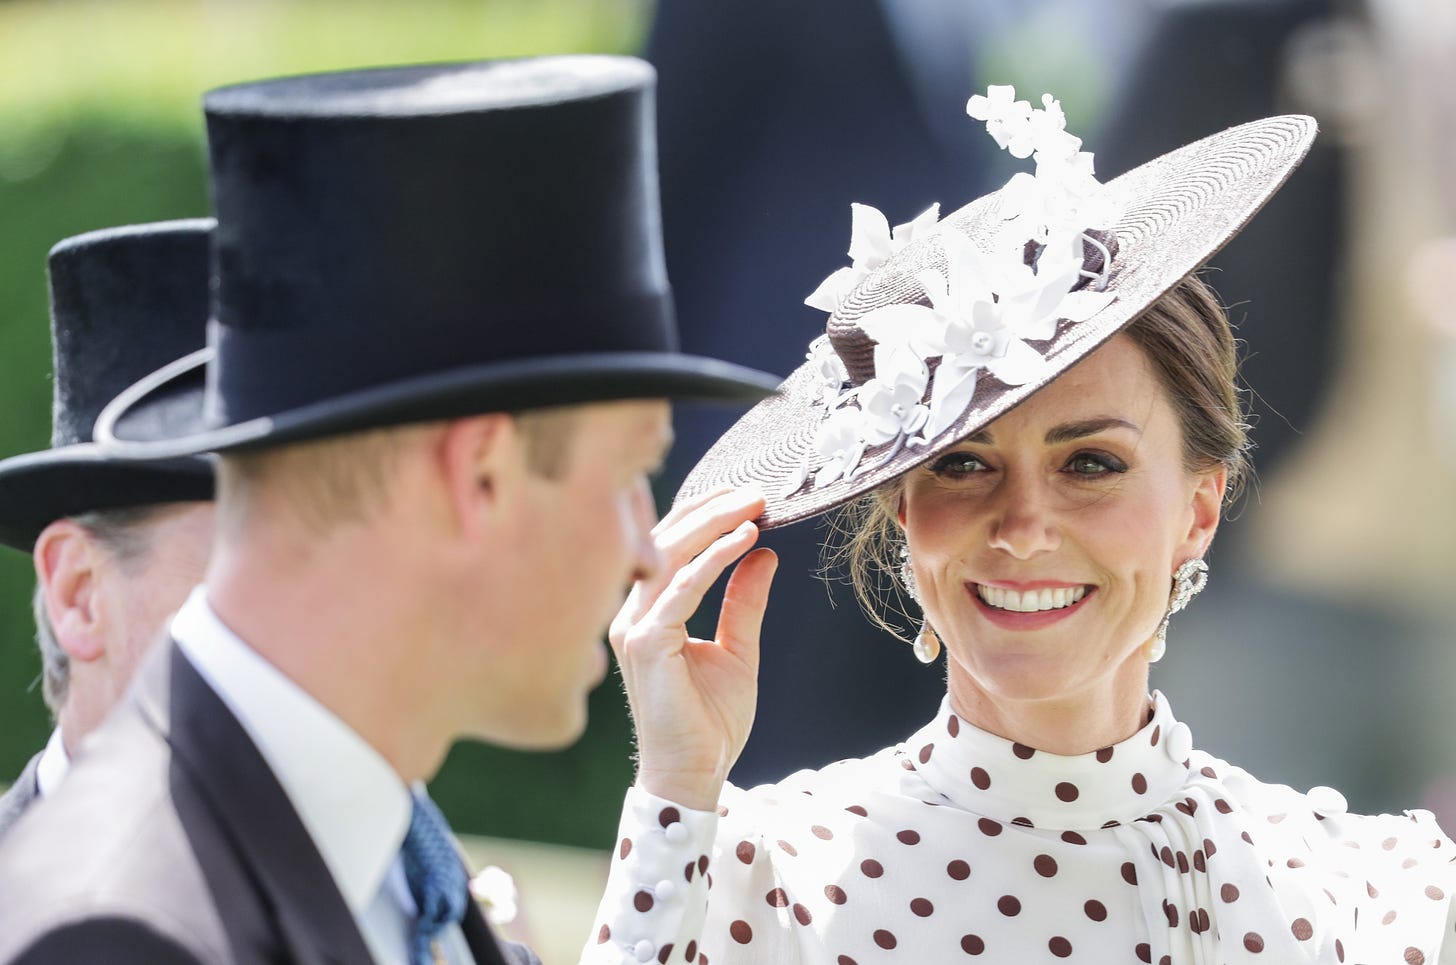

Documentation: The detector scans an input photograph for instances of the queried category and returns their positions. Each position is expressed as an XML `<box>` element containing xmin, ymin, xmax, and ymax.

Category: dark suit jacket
<box><xmin>0</xmin><ymin>642</ymin><xmax>537</xmax><ymax>965</ymax></box>
<box><xmin>0</xmin><ymin>751</ymin><xmax>40</xmax><ymax>843</ymax></box>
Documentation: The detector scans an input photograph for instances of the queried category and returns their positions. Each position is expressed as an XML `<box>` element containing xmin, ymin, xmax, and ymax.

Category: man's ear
<box><xmin>1181</xmin><ymin>467</ymin><xmax>1227</xmax><ymax>562</ymax></box>
<box><xmin>436</xmin><ymin>414</ymin><xmax>517</xmax><ymax>538</ymax></box>
<box><xmin>33</xmin><ymin>520</ymin><xmax>106</xmax><ymax>663</ymax></box>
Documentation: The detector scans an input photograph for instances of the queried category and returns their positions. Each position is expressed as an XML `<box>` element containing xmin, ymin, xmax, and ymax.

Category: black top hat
<box><xmin>0</xmin><ymin>220</ymin><xmax>215</xmax><ymax>551</ymax></box>
<box><xmin>96</xmin><ymin>56</ymin><xmax>780</xmax><ymax>458</ymax></box>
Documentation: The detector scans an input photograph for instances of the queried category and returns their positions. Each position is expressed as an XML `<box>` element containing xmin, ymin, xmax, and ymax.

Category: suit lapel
<box><xmin>0</xmin><ymin>751</ymin><xmax>42</xmax><ymax>840</ymax></box>
<box><xmin>136</xmin><ymin>642</ymin><xmax>376</xmax><ymax>965</ymax></box>
<box><xmin>461</xmin><ymin>898</ymin><xmax>516</xmax><ymax>965</ymax></box>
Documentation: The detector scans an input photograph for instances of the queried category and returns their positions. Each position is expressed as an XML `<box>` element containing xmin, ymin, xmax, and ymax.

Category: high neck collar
<box><xmin>904</xmin><ymin>691</ymin><xmax>1192</xmax><ymax>830</ymax></box>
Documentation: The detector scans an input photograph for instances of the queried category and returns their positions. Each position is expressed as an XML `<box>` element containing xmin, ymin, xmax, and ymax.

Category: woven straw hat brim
<box><xmin>679</xmin><ymin>114</ymin><xmax>1318</xmax><ymax>529</ymax></box>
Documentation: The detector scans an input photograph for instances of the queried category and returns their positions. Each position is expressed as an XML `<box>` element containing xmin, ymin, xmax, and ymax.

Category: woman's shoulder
<box><xmin>719</xmin><ymin>742</ymin><xmax>928</xmax><ymax>823</ymax></box>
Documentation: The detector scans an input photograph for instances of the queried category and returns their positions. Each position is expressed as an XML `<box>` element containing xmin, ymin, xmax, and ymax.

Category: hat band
<box><xmin>206</xmin><ymin>288</ymin><xmax>676</xmax><ymax>426</ymax></box>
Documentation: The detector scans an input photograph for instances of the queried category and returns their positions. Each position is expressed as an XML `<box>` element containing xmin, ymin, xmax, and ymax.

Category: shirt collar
<box><xmin>34</xmin><ymin>727</ymin><xmax>70</xmax><ymax>798</ymax></box>
<box><xmin>905</xmin><ymin>690</ymin><xmax>1192</xmax><ymax>829</ymax></box>
<box><xmin>170</xmin><ymin>586</ymin><xmax>411</xmax><ymax>913</ymax></box>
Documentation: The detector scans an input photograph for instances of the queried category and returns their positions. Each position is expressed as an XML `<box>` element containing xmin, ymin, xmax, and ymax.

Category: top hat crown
<box><xmin>97</xmin><ymin>56</ymin><xmax>780</xmax><ymax>457</ymax></box>
<box><xmin>0</xmin><ymin>220</ymin><xmax>215</xmax><ymax>550</ymax></box>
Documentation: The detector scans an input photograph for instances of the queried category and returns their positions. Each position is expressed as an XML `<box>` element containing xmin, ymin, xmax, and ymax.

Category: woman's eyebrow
<box><xmin>1044</xmin><ymin>417</ymin><xmax>1142</xmax><ymax>444</ymax></box>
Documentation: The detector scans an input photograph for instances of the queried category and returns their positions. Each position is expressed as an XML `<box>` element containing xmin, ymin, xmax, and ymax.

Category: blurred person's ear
<box><xmin>33</xmin><ymin>520</ymin><xmax>107</xmax><ymax>664</ymax></box>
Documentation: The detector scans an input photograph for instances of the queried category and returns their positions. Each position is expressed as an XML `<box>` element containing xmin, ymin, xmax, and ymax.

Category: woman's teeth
<box><xmin>976</xmin><ymin>584</ymin><xmax>1088</xmax><ymax>612</ymax></box>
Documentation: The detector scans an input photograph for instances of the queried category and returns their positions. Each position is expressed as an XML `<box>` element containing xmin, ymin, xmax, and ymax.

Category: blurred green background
<box><xmin>0</xmin><ymin>0</ymin><xmax>649</xmax><ymax>850</ymax></box>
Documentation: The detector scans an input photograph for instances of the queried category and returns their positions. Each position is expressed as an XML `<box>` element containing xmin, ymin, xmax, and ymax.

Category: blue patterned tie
<box><xmin>401</xmin><ymin>792</ymin><xmax>469</xmax><ymax>965</ymax></box>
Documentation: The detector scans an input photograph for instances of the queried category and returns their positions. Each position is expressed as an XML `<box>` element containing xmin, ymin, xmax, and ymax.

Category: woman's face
<box><xmin>899</xmin><ymin>333</ymin><xmax>1224</xmax><ymax>709</ymax></box>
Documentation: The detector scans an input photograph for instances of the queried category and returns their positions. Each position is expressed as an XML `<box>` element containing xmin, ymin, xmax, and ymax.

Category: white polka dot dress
<box><xmin>584</xmin><ymin>693</ymin><xmax>1456</xmax><ymax>964</ymax></box>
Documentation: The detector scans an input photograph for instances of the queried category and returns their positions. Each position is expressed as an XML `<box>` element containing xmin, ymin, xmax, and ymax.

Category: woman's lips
<box><xmin>968</xmin><ymin>582</ymin><xmax>1095</xmax><ymax>630</ymax></box>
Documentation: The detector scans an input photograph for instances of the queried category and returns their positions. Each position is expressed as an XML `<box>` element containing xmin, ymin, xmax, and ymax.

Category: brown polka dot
<box><xmin>961</xmin><ymin>935</ymin><xmax>985</xmax><ymax>955</ymax></box>
<box><xmin>634</xmin><ymin>890</ymin><xmax>654</xmax><ymax>912</ymax></box>
<box><xmin>1096</xmin><ymin>746</ymin><xmax>1114</xmax><ymax>763</ymax></box>
<box><xmin>812</xmin><ymin>825</ymin><xmax>834</xmax><ymax>840</ymax></box>
<box><xmin>970</xmin><ymin>767</ymin><xmax>991</xmax><ymax>790</ymax></box>
<box><xmin>1135</xmin><ymin>943</ymin><xmax>1151</xmax><ymax>963</ymax></box>
<box><xmin>873</xmin><ymin>929</ymin><xmax>897</xmax><ymax>949</ymax></box>
<box><xmin>1049</xmin><ymin>936</ymin><xmax>1072</xmax><ymax>958</ymax></box>
<box><xmin>947</xmin><ymin>715</ymin><xmax>960</xmax><ymax>736</ymax></box>
<box><xmin>1191</xmin><ymin>908</ymin><xmax>1207</xmax><ymax>934</ymax></box>
<box><xmin>825</xmin><ymin>884</ymin><xmax>847</xmax><ymax>905</ymax></box>
<box><xmin>1383</xmin><ymin>836</ymin><xmax>1399</xmax><ymax>851</ymax></box>
<box><xmin>685</xmin><ymin>941</ymin><xmax>697</xmax><ymax>961</ymax></box>
<box><xmin>1160</xmin><ymin>846</ymin><xmax>1175</xmax><ymax>868</ymax></box>
<box><xmin>1102</xmin><ymin>820</ymin><xmax>1121</xmax><ymax>829</ymax></box>
<box><xmin>1085</xmin><ymin>899</ymin><xmax>1107</xmax><ymax>922</ymax></box>
<box><xmin>1292</xmin><ymin>918</ymin><xmax>1313</xmax><ymax>940</ymax></box>
<box><xmin>698</xmin><ymin>855</ymin><xmax>710</xmax><ymax>874</ymax></box>
<box><xmin>1404</xmin><ymin>857</ymin><xmax>1419</xmax><ymax>869</ymax></box>
<box><xmin>657</xmin><ymin>944</ymin><xmax>674</xmax><ymax>964</ymax></box>
<box><xmin>659</xmin><ymin>807</ymin><xmax>681</xmax><ymax>827</ymax></box>
<box><xmin>1383</xmin><ymin>910</ymin><xmax>1398</xmax><ymax>925</ymax></box>
<box><xmin>1242</xmin><ymin>831</ymin><xmax>1254</xmax><ymax>845</ymax></box>
<box><xmin>1244</xmin><ymin>932</ymin><xmax>1265</xmax><ymax>952</ymax></box>
<box><xmin>1177</xmin><ymin>851</ymin><xmax>1190</xmax><ymax>874</ymax></box>
<box><xmin>1287</xmin><ymin>858</ymin><xmax>1305</xmax><ymax>869</ymax></box>
<box><xmin>1011</xmin><ymin>816</ymin><xmax>1034</xmax><ymax>828</ymax></box>
<box><xmin>1201</xmin><ymin>766</ymin><xmax>1218</xmax><ymax>778</ymax></box>
<box><xmin>1142</xmin><ymin>813</ymin><xmax>1163</xmax><ymax>823</ymax></box>
<box><xmin>1368</xmin><ymin>881</ymin><xmax>1380</xmax><ymax>898</ymax></box>
<box><xmin>766</xmin><ymin>888</ymin><xmax>789</xmax><ymax>908</ymax></box>
<box><xmin>1162</xmin><ymin>900</ymin><xmax>1178</xmax><ymax>927</ymax></box>
<box><xmin>1221</xmin><ymin>883</ymin><xmax>1240</xmax><ymax>902</ymax></box>
<box><xmin>1159</xmin><ymin>958</ymin><xmax>1171</xmax><ymax>965</ymax></box>
<box><xmin>777</xmin><ymin>839</ymin><xmax>798</xmax><ymax>857</ymax></box>
<box><xmin>1406</xmin><ymin>949</ymin><xmax>1426</xmax><ymax>965</ymax></box>
<box><xmin>997</xmin><ymin>895</ymin><xmax>1021</xmax><ymax>916</ymax></box>
<box><xmin>1215</xmin><ymin>798</ymin><xmax>1233</xmax><ymax>814</ymax></box>
<box><xmin>1336</xmin><ymin>939</ymin><xmax>1344</xmax><ymax>962</ymax></box>
<box><xmin>1193</xmin><ymin>850</ymin><xmax>1206</xmax><ymax>872</ymax></box>
<box><xmin>1150</xmin><ymin>725</ymin><xmax>1162</xmax><ymax>745</ymax></box>
<box><xmin>736</xmin><ymin>841</ymin><xmax>755</xmax><ymax>864</ymax></box>
<box><xmin>618</xmin><ymin>838</ymin><xmax>632</xmax><ymax>860</ymax></box>
<box><xmin>1055</xmin><ymin>782</ymin><xmax>1080</xmax><ymax>802</ymax></box>
<box><xmin>978</xmin><ymin>818</ymin><xmax>1002</xmax><ymax>837</ymax></box>
<box><xmin>1034</xmin><ymin>854</ymin><xmax>1058</xmax><ymax>877</ymax></box>
<box><xmin>685</xmin><ymin>861</ymin><xmax>696</xmax><ymax>882</ymax></box>
<box><xmin>730</xmin><ymin>920</ymin><xmax>752</xmax><ymax>944</ymax></box>
<box><xmin>716</xmin><ymin>805</ymin><xmax>729</xmax><ymax>817</ymax></box>
<box><xmin>947</xmin><ymin>859</ymin><xmax>971</xmax><ymax>880</ymax></box>
<box><xmin>1061</xmin><ymin>831</ymin><xmax>1087</xmax><ymax>845</ymax></box>
<box><xmin>919</xmin><ymin>743</ymin><xmax>934</xmax><ymax>764</ymax></box>
<box><xmin>793</xmin><ymin>903</ymin><xmax>812</xmax><ymax>926</ymax></box>
<box><xmin>1132</xmin><ymin>773</ymin><xmax>1148</xmax><ymax>794</ymax></box>
<box><xmin>1012</xmin><ymin>742</ymin><xmax>1036</xmax><ymax>759</ymax></box>
<box><xmin>1268</xmin><ymin>813</ymin><xmax>1286</xmax><ymax>824</ymax></box>
<box><xmin>897</xmin><ymin>829</ymin><xmax>921</xmax><ymax>845</ymax></box>
<box><xmin>1427</xmin><ymin>885</ymin><xmax>1446</xmax><ymax>900</ymax></box>
<box><xmin>910</xmin><ymin>897</ymin><xmax>934</xmax><ymax>917</ymax></box>
<box><xmin>861</xmin><ymin>859</ymin><xmax>884</xmax><ymax>878</ymax></box>
<box><xmin>900</xmin><ymin>758</ymin><xmax>916</xmax><ymax>771</ymax></box>
<box><xmin>845</xmin><ymin>804</ymin><xmax>868</xmax><ymax>817</ymax></box>
<box><xmin>1121</xmin><ymin>862</ymin><xmax>1138</xmax><ymax>885</ymax></box>
<box><xmin>597</xmin><ymin>924</ymin><xmax>611</xmax><ymax>944</ymax></box>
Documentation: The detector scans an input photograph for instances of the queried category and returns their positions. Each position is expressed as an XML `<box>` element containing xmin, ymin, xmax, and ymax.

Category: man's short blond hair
<box><xmin>217</xmin><ymin>407</ymin><xmax>584</xmax><ymax>536</ymax></box>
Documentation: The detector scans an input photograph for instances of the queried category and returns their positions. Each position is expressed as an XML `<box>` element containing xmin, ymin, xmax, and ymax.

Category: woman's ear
<box><xmin>1182</xmin><ymin>467</ymin><xmax>1227</xmax><ymax>561</ymax></box>
<box><xmin>33</xmin><ymin>520</ymin><xmax>106</xmax><ymax>664</ymax></box>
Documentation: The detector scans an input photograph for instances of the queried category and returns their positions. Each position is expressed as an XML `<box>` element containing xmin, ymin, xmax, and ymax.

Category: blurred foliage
<box><xmin>0</xmin><ymin>0</ymin><xmax>649</xmax><ymax>849</ymax></box>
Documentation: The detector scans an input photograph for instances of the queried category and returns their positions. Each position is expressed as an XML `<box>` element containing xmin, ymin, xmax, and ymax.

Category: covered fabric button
<box><xmin>1308</xmin><ymin>785</ymin><xmax>1348</xmax><ymax>817</ymax></box>
<box><xmin>1166</xmin><ymin>722</ymin><xmax>1193</xmax><ymax>763</ymax></box>
<box><xmin>633</xmin><ymin>939</ymin><xmax>655</xmax><ymax>962</ymax></box>
<box><xmin>655</xmin><ymin>879</ymin><xmax>678</xmax><ymax>903</ymax></box>
<box><xmin>664</xmin><ymin>822</ymin><xmax>690</xmax><ymax>844</ymax></box>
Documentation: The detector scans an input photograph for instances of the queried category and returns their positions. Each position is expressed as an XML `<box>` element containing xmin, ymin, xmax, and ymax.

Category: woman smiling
<box><xmin>584</xmin><ymin>90</ymin><xmax>1456</xmax><ymax>964</ymax></box>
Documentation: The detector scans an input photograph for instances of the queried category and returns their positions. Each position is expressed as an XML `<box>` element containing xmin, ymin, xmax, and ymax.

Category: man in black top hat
<box><xmin>0</xmin><ymin>56</ymin><xmax>779</xmax><ymax>965</ymax></box>
<box><xmin>0</xmin><ymin>221</ymin><xmax>215</xmax><ymax>842</ymax></box>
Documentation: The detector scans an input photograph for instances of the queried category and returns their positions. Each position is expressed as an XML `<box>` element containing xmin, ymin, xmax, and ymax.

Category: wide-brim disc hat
<box><xmin>94</xmin><ymin>56</ymin><xmax>780</xmax><ymax>459</ymax></box>
<box><xmin>0</xmin><ymin>220</ymin><xmax>215</xmax><ymax>551</ymax></box>
<box><xmin>679</xmin><ymin>106</ymin><xmax>1318</xmax><ymax>528</ymax></box>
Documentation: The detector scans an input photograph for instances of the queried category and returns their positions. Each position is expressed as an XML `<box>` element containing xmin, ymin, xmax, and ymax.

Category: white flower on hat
<box><xmin>806</xmin><ymin>335</ymin><xmax>851</xmax><ymax>407</ymax></box>
<box><xmin>966</xmin><ymin>85</ymin><xmax>1036</xmax><ymax>158</ymax></box>
<box><xmin>805</xmin><ymin>202</ymin><xmax>942</xmax><ymax>313</ymax></box>
<box><xmin>811</xmin><ymin>407</ymin><xmax>868</xmax><ymax>488</ymax></box>
<box><xmin>856</xmin><ymin>345</ymin><xmax>931</xmax><ymax>446</ymax></box>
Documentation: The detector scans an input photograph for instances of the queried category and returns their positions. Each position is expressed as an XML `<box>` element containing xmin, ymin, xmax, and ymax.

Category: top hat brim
<box><xmin>0</xmin><ymin>444</ymin><xmax>213</xmax><ymax>551</ymax></box>
<box><xmin>677</xmin><ymin>115</ymin><xmax>1319</xmax><ymax>529</ymax></box>
<box><xmin>95</xmin><ymin>348</ymin><xmax>783</xmax><ymax>459</ymax></box>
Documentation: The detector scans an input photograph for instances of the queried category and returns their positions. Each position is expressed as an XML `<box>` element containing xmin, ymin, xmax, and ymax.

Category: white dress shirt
<box><xmin>171</xmin><ymin>586</ymin><xmax>474</xmax><ymax>964</ymax></box>
<box><xmin>33</xmin><ymin>727</ymin><xmax>69</xmax><ymax>798</ymax></box>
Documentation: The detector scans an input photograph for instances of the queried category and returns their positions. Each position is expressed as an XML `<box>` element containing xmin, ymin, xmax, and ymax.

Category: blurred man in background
<box><xmin>0</xmin><ymin>220</ymin><xmax>214</xmax><ymax>839</ymax></box>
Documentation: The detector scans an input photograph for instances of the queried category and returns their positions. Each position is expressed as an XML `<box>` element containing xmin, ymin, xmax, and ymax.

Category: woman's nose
<box><xmin>986</xmin><ymin>476</ymin><xmax>1061</xmax><ymax>559</ymax></box>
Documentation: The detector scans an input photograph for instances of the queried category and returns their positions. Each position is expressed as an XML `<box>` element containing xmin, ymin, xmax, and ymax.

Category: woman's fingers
<box><xmin>653</xmin><ymin>483</ymin><xmax>733</xmax><ymax>536</ymax></box>
<box><xmin>635</xmin><ymin>520</ymin><xmax>762</xmax><ymax>648</ymax></box>
<box><xmin>715</xmin><ymin>547</ymin><xmax>778</xmax><ymax>669</ymax></box>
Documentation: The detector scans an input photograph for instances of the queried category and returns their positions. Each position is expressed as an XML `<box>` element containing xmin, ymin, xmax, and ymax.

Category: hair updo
<box><xmin>824</xmin><ymin>272</ymin><xmax>1249</xmax><ymax>640</ymax></box>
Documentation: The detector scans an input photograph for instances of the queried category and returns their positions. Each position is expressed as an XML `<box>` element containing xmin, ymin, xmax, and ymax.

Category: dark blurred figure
<box><xmin>648</xmin><ymin>0</ymin><xmax>1346</xmax><ymax>784</ymax></box>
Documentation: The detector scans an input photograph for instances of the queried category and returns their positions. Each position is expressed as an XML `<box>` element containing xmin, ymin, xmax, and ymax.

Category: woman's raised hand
<box><xmin>609</xmin><ymin>486</ymin><xmax>778</xmax><ymax>811</ymax></box>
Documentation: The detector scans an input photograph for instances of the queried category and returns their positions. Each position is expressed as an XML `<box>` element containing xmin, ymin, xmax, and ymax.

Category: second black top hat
<box><xmin>97</xmin><ymin>55</ymin><xmax>779</xmax><ymax>458</ymax></box>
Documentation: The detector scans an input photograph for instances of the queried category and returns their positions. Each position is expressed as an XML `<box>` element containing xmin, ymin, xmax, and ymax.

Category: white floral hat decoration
<box><xmin>679</xmin><ymin>87</ymin><xmax>1317</xmax><ymax>528</ymax></box>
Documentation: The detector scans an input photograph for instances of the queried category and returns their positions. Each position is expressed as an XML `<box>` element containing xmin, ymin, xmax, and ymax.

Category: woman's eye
<box><xmin>1067</xmin><ymin>452</ymin><xmax>1127</xmax><ymax>476</ymax></box>
<box><xmin>929</xmin><ymin>452</ymin><xmax>988</xmax><ymax>477</ymax></box>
